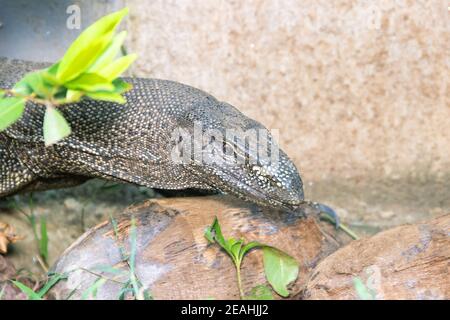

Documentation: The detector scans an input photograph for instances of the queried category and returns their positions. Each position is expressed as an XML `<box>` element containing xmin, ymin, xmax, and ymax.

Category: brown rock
<box><xmin>50</xmin><ymin>196</ymin><xmax>347</xmax><ymax>300</ymax></box>
<box><xmin>302</xmin><ymin>214</ymin><xmax>450</xmax><ymax>300</ymax></box>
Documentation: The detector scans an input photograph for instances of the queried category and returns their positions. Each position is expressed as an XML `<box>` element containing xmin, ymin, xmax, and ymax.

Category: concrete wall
<box><xmin>0</xmin><ymin>0</ymin><xmax>123</xmax><ymax>62</ymax></box>
<box><xmin>127</xmin><ymin>0</ymin><xmax>450</xmax><ymax>182</ymax></box>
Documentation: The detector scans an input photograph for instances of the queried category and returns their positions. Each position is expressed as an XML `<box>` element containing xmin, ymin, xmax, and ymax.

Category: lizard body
<box><xmin>0</xmin><ymin>58</ymin><xmax>305</xmax><ymax>212</ymax></box>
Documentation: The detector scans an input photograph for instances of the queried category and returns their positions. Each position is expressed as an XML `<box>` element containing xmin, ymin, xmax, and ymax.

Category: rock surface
<box><xmin>0</xmin><ymin>255</ymin><xmax>16</xmax><ymax>282</ymax></box>
<box><xmin>303</xmin><ymin>214</ymin><xmax>450</xmax><ymax>300</ymax></box>
<box><xmin>49</xmin><ymin>196</ymin><xmax>347</xmax><ymax>300</ymax></box>
<box><xmin>0</xmin><ymin>255</ymin><xmax>30</xmax><ymax>300</ymax></box>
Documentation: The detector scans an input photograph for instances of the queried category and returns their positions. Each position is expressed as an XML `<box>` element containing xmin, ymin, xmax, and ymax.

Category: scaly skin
<box><xmin>0</xmin><ymin>58</ymin><xmax>315</xmax><ymax>214</ymax></box>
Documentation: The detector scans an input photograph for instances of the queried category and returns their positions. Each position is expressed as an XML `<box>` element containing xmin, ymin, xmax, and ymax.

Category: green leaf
<box><xmin>85</xmin><ymin>92</ymin><xmax>125</xmax><ymax>104</ymax></box>
<box><xmin>244</xmin><ymin>285</ymin><xmax>274</xmax><ymax>300</ymax></box>
<box><xmin>262</xmin><ymin>247</ymin><xmax>299</xmax><ymax>297</ymax></box>
<box><xmin>205</xmin><ymin>217</ymin><xmax>228</xmax><ymax>250</ymax></box>
<box><xmin>43</xmin><ymin>106</ymin><xmax>71</xmax><ymax>146</ymax></box>
<box><xmin>47</xmin><ymin>62</ymin><xmax>60</xmax><ymax>75</ymax></box>
<box><xmin>353</xmin><ymin>277</ymin><xmax>376</xmax><ymax>300</ymax></box>
<box><xmin>98</xmin><ymin>53</ymin><xmax>137</xmax><ymax>81</ymax></box>
<box><xmin>38</xmin><ymin>273</ymin><xmax>68</xmax><ymax>297</ymax></box>
<box><xmin>0</xmin><ymin>97</ymin><xmax>25</xmax><ymax>131</ymax></box>
<box><xmin>41</xmin><ymin>69</ymin><xmax>61</xmax><ymax>86</ymax></box>
<box><xmin>84</xmin><ymin>77</ymin><xmax>134</xmax><ymax>103</ymax></box>
<box><xmin>204</xmin><ymin>225</ymin><xmax>215</xmax><ymax>243</ymax></box>
<box><xmin>58</xmin><ymin>35</ymin><xmax>114</xmax><ymax>83</ymax></box>
<box><xmin>89</xmin><ymin>31</ymin><xmax>128</xmax><ymax>72</ymax></box>
<box><xmin>65</xmin><ymin>73</ymin><xmax>114</xmax><ymax>92</ymax></box>
<box><xmin>112</xmin><ymin>78</ymin><xmax>132</xmax><ymax>94</ymax></box>
<box><xmin>20</xmin><ymin>71</ymin><xmax>52</xmax><ymax>99</ymax></box>
<box><xmin>239</xmin><ymin>241</ymin><xmax>263</xmax><ymax>261</ymax></box>
<box><xmin>143</xmin><ymin>289</ymin><xmax>153</xmax><ymax>300</ymax></box>
<box><xmin>129</xmin><ymin>218</ymin><xmax>138</xmax><ymax>274</ymax></box>
<box><xmin>11</xmin><ymin>281</ymin><xmax>42</xmax><ymax>300</ymax></box>
<box><xmin>230</xmin><ymin>240</ymin><xmax>243</xmax><ymax>261</ymax></box>
<box><xmin>12</xmin><ymin>79</ymin><xmax>32</xmax><ymax>96</ymax></box>
<box><xmin>57</xmin><ymin>8</ymin><xmax>129</xmax><ymax>82</ymax></box>
<box><xmin>81</xmin><ymin>278</ymin><xmax>107</xmax><ymax>300</ymax></box>
<box><xmin>118</xmin><ymin>284</ymin><xmax>133</xmax><ymax>300</ymax></box>
<box><xmin>39</xmin><ymin>216</ymin><xmax>48</xmax><ymax>262</ymax></box>
<box><xmin>0</xmin><ymin>89</ymin><xmax>5</xmax><ymax>98</ymax></box>
<box><xmin>65</xmin><ymin>89</ymin><xmax>84</xmax><ymax>103</ymax></box>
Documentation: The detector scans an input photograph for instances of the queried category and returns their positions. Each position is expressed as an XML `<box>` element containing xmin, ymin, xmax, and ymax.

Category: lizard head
<box><xmin>181</xmin><ymin>100</ymin><xmax>304</xmax><ymax>211</ymax></box>
<box><xmin>200</xmin><ymin>147</ymin><xmax>305</xmax><ymax>212</ymax></box>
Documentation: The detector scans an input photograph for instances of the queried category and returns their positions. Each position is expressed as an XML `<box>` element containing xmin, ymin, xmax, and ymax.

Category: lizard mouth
<box><xmin>198</xmin><ymin>169</ymin><xmax>302</xmax><ymax>212</ymax></box>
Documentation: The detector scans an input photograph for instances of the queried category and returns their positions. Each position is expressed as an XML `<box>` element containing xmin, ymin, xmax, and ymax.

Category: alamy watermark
<box><xmin>170</xmin><ymin>122</ymin><xmax>281</xmax><ymax>169</ymax></box>
<box><xmin>66</xmin><ymin>4</ymin><xmax>81</xmax><ymax>30</ymax></box>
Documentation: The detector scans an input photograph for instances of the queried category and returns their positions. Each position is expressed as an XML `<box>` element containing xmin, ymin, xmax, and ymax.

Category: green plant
<box><xmin>0</xmin><ymin>7</ymin><xmax>136</xmax><ymax>146</ymax></box>
<box><xmin>11</xmin><ymin>196</ymin><xmax>49</xmax><ymax>268</ymax></box>
<box><xmin>111</xmin><ymin>217</ymin><xmax>151</xmax><ymax>300</ymax></box>
<box><xmin>204</xmin><ymin>217</ymin><xmax>299</xmax><ymax>299</ymax></box>
<box><xmin>353</xmin><ymin>277</ymin><xmax>376</xmax><ymax>300</ymax></box>
<box><xmin>11</xmin><ymin>272</ymin><xmax>68</xmax><ymax>300</ymax></box>
<box><xmin>79</xmin><ymin>217</ymin><xmax>152</xmax><ymax>300</ymax></box>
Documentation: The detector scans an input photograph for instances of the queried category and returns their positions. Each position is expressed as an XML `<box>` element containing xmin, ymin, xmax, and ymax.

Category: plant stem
<box><xmin>79</xmin><ymin>268</ymin><xmax>126</xmax><ymax>285</ymax></box>
<box><xmin>2</xmin><ymin>88</ymin><xmax>63</xmax><ymax>106</ymax></box>
<box><xmin>235</xmin><ymin>260</ymin><xmax>244</xmax><ymax>299</ymax></box>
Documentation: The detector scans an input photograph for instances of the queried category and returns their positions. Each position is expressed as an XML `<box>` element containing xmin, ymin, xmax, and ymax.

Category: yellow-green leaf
<box><xmin>43</xmin><ymin>106</ymin><xmax>71</xmax><ymax>146</ymax></box>
<box><xmin>57</xmin><ymin>7</ymin><xmax>129</xmax><ymax>82</ymax></box>
<box><xmin>12</xmin><ymin>79</ymin><xmax>32</xmax><ymax>96</ymax></box>
<box><xmin>65</xmin><ymin>73</ymin><xmax>114</xmax><ymax>92</ymax></box>
<box><xmin>112</xmin><ymin>79</ymin><xmax>132</xmax><ymax>94</ymax></box>
<box><xmin>0</xmin><ymin>89</ymin><xmax>5</xmax><ymax>98</ymax></box>
<box><xmin>19</xmin><ymin>71</ymin><xmax>51</xmax><ymax>99</ymax></box>
<box><xmin>98</xmin><ymin>54</ymin><xmax>137</xmax><ymax>81</ymax></box>
<box><xmin>47</xmin><ymin>62</ymin><xmax>60</xmax><ymax>75</ymax></box>
<box><xmin>65</xmin><ymin>89</ymin><xmax>84</xmax><ymax>103</ymax></box>
<box><xmin>0</xmin><ymin>97</ymin><xmax>25</xmax><ymax>131</ymax></box>
<box><xmin>56</xmin><ymin>35</ymin><xmax>113</xmax><ymax>82</ymax></box>
<box><xmin>85</xmin><ymin>92</ymin><xmax>126</xmax><ymax>104</ymax></box>
<box><xmin>262</xmin><ymin>247</ymin><xmax>299</xmax><ymax>297</ymax></box>
<box><xmin>89</xmin><ymin>31</ymin><xmax>128</xmax><ymax>73</ymax></box>
<box><xmin>41</xmin><ymin>70</ymin><xmax>61</xmax><ymax>86</ymax></box>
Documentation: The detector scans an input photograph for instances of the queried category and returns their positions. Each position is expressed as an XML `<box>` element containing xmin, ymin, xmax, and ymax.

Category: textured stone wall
<box><xmin>127</xmin><ymin>0</ymin><xmax>449</xmax><ymax>182</ymax></box>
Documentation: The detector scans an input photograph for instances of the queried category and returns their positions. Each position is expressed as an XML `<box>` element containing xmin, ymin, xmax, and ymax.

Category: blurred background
<box><xmin>0</xmin><ymin>0</ymin><xmax>449</xmax><ymax>272</ymax></box>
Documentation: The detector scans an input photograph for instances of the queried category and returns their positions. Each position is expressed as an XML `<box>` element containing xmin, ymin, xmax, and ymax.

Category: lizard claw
<box><xmin>311</xmin><ymin>202</ymin><xmax>340</xmax><ymax>229</ymax></box>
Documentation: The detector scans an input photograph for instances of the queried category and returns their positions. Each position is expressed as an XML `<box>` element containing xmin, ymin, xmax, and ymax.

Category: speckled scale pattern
<box><xmin>0</xmin><ymin>58</ymin><xmax>304</xmax><ymax>210</ymax></box>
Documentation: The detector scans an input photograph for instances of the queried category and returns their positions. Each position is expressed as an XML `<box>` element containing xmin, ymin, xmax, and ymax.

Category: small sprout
<box><xmin>10</xmin><ymin>272</ymin><xmax>67</xmax><ymax>300</ymax></box>
<box><xmin>204</xmin><ymin>217</ymin><xmax>299</xmax><ymax>299</ymax></box>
